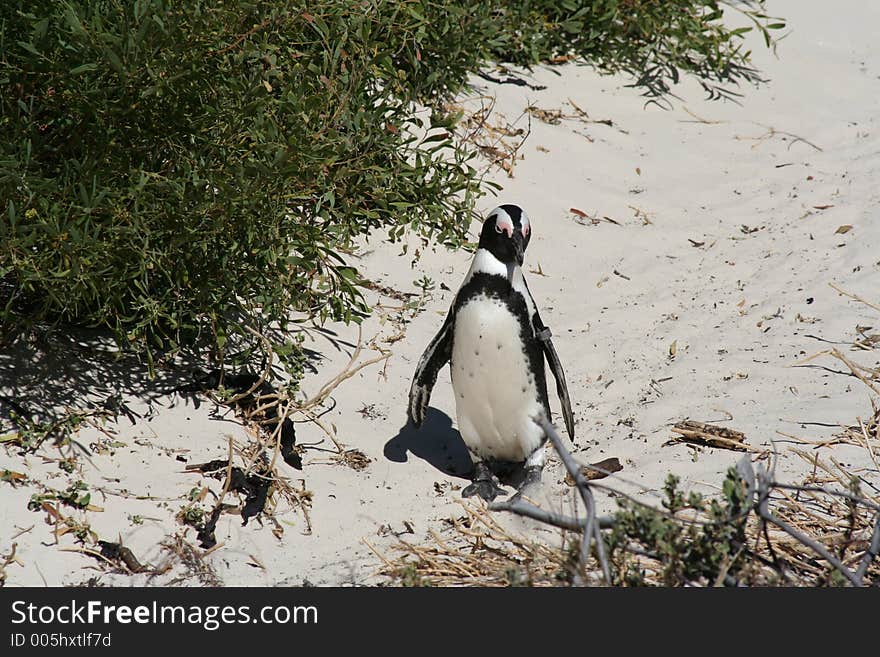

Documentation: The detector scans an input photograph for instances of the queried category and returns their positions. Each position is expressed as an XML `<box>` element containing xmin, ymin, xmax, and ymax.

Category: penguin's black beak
<box><xmin>507</xmin><ymin>231</ymin><xmax>525</xmax><ymax>287</ymax></box>
<box><xmin>512</xmin><ymin>231</ymin><xmax>525</xmax><ymax>267</ymax></box>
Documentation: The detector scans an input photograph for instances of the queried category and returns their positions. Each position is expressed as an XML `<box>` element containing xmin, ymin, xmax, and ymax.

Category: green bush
<box><xmin>0</xmin><ymin>1</ymin><xmax>485</xmax><ymax>373</ymax></box>
<box><xmin>0</xmin><ymin>1</ymin><xmax>782</xmax><ymax>378</ymax></box>
<box><xmin>608</xmin><ymin>471</ymin><xmax>750</xmax><ymax>586</ymax></box>
<box><xmin>388</xmin><ymin>1</ymin><xmax>784</xmax><ymax>103</ymax></box>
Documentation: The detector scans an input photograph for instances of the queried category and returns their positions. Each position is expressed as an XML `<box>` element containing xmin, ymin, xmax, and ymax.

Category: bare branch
<box><xmin>829</xmin><ymin>282</ymin><xmax>880</xmax><ymax>314</ymax></box>
<box><xmin>225</xmin><ymin>324</ymin><xmax>275</xmax><ymax>405</ymax></box>
<box><xmin>770</xmin><ymin>482</ymin><xmax>880</xmax><ymax>512</ymax></box>
<box><xmin>755</xmin><ymin>464</ymin><xmax>861</xmax><ymax>586</ymax></box>
<box><xmin>855</xmin><ymin>512</ymin><xmax>880</xmax><ymax>584</ymax></box>
<box><xmin>537</xmin><ymin>414</ymin><xmax>612</xmax><ymax>584</ymax></box>
<box><xmin>488</xmin><ymin>497</ymin><xmax>614</xmax><ymax>531</ymax></box>
<box><xmin>829</xmin><ymin>348</ymin><xmax>880</xmax><ymax>397</ymax></box>
<box><xmin>298</xmin><ymin>325</ymin><xmax>391</xmax><ymax>411</ymax></box>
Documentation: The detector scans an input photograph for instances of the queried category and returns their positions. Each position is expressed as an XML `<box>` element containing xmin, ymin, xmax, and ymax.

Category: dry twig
<box><xmin>829</xmin><ymin>283</ymin><xmax>880</xmax><ymax>314</ymax></box>
<box><xmin>667</xmin><ymin>420</ymin><xmax>761</xmax><ymax>453</ymax></box>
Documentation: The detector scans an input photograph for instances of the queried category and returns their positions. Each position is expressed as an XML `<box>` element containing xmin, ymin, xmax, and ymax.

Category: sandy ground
<box><xmin>2</xmin><ymin>0</ymin><xmax>879</xmax><ymax>586</ymax></box>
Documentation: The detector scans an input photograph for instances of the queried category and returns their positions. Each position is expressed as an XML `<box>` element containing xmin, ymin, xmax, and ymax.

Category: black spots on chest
<box><xmin>454</xmin><ymin>274</ymin><xmax>535</xmax><ymax>351</ymax></box>
<box><xmin>451</xmin><ymin>273</ymin><xmax>550</xmax><ymax>408</ymax></box>
<box><xmin>455</xmin><ymin>273</ymin><xmax>526</xmax><ymax>318</ymax></box>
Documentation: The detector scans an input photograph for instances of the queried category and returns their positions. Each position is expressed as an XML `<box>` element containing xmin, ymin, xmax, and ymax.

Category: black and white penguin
<box><xmin>408</xmin><ymin>204</ymin><xmax>575</xmax><ymax>501</ymax></box>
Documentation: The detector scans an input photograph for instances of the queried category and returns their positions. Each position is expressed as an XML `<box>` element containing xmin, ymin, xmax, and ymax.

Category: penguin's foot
<box><xmin>509</xmin><ymin>465</ymin><xmax>543</xmax><ymax>504</ymax></box>
<box><xmin>462</xmin><ymin>478</ymin><xmax>507</xmax><ymax>502</ymax></box>
<box><xmin>462</xmin><ymin>462</ymin><xmax>507</xmax><ymax>502</ymax></box>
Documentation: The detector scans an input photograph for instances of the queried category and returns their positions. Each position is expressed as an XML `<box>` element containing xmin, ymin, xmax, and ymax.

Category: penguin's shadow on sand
<box><xmin>384</xmin><ymin>408</ymin><xmax>474</xmax><ymax>480</ymax></box>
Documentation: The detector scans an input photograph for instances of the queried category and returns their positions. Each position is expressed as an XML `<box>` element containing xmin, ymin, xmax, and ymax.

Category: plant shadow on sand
<box><xmin>0</xmin><ymin>324</ymin><xmax>333</xmax><ymax>443</ymax></box>
<box><xmin>384</xmin><ymin>407</ymin><xmax>474</xmax><ymax>480</ymax></box>
<box><xmin>0</xmin><ymin>329</ymin><xmax>183</xmax><ymax>433</ymax></box>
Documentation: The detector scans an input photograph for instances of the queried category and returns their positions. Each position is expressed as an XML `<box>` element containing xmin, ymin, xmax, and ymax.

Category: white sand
<box><xmin>2</xmin><ymin>0</ymin><xmax>878</xmax><ymax>586</ymax></box>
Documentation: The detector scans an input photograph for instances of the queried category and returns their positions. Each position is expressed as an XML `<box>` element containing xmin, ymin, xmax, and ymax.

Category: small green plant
<box><xmin>413</xmin><ymin>276</ymin><xmax>436</xmax><ymax>297</ymax></box>
<box><xmin>58</xmin><ymin>480</ymin><xmax>92</xmax><ymax>509</ymax></box>
<box><xmin>58</xmin><ymin>457</ymin><xmax>77</xmax><ymax>473</ymax></box>
<box><xmin>608</xmin><ymin>469</ymin><xmax>749</xmax><ymax>586</ymax></box>
<box><xmin>405</xmin><ymin>275</ymin><xmax>437</xmax><ymax>319</ymax></box>
<box><xmin>178</xmin><ymin>485</ymin><xmax>209</xmax><ymax>530</ymax></box>
<box><xmin>1</xmin><ymin>469</ymin><xmax>27</xmax><ymax>484</ymax></box>
<box><xmin>27</xmin><ymin>480</ymin><xmax>93</xmax><ymax>510</ymax></box>
<box><xmin>2</xmin><ymin>410</ymin><xmax>86</xmax><ymax>452</ymax></box>
<box><xmin>182</xmin><ymin>507</ymin><xmax>204</xmax><ymax>525</ymax></box>
<box><xmin>396</xmin><ymin>561</ymin><xmax>431</xmax><ymax>588</ymax></box>
<box><xmin>27</xmin><ymin>493</ymin><xmax>53</xmax><ymax>512</ymax></box>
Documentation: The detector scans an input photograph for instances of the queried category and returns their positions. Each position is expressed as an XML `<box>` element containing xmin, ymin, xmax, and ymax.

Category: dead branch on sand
<box><xmin>667</xmin><ymin>420</ymin><xmax>762</xmax><ymax>454</ymax></box>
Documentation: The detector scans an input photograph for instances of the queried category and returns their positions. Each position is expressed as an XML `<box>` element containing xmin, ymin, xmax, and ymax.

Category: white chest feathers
<box><xmin>451</xmin><ymin>292</ymin><xmax>545</xmax><ymax>462</ymax></box>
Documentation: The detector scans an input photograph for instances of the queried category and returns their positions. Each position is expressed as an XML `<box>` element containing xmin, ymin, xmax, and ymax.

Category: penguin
<box><xmin>407</xmin><ymin>204</ymin><xmax>575</xmax><ymax>501</ymax></box>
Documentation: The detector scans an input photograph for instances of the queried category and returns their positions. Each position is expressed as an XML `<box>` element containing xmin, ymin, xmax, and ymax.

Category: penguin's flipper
<box><xmin>535</xmin><ymin>324</ymin><xmax>575</xmax><ymax>441</ymax></box>
<box><xmin>521</xmin><ymin>278</ymin><xmax>575</xmax><ymax>441</ymax></box>
<box><xmin>408</xmin><ymin>310</ymin><xmax>454</xmax><ymax>427</ymax></box>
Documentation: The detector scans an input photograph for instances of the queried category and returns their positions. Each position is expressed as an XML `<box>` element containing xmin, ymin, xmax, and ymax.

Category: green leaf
<box><xmin>63</xmin><ymin>6</ymin><xmax>87</xmax><ymax>37</ymax></box>
<box><xmin>70</xmin><ymin>63</ymin><xmax>98</xmax><ymax>75</ymax></box>
<box><xmin>16</xmin><ymin>40</ymin><xmax>41</xmax><ymax>57</ymax></box>
<box><xmin>104</xmin><ymin>48</ymin><xmax>124</xmax><ymax>74</ymax></box>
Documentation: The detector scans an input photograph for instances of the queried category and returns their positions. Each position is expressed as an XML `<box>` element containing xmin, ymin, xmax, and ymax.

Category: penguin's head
<box><xmin>478</xmin><ymin>205</ymin><xmax>531</xmax><ymax>270</ymax></box>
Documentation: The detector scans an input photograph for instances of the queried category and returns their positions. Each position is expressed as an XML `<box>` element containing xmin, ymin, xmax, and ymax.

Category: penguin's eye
<box><xmin>495</xmin><ymin>221</ymin><xmax>513</xmax><ymax>237</ymax></box>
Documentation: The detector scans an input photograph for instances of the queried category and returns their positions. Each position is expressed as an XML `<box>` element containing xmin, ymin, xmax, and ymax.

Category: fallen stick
<box><xmin>564</xmin><ymin>457</ymin><xmax>623</xmax><ymax>486</ymax></box>
<box><xmin>667</xmin><ymin>420</ymin><xmax>760</xmax><ymax>453</ymax></box>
